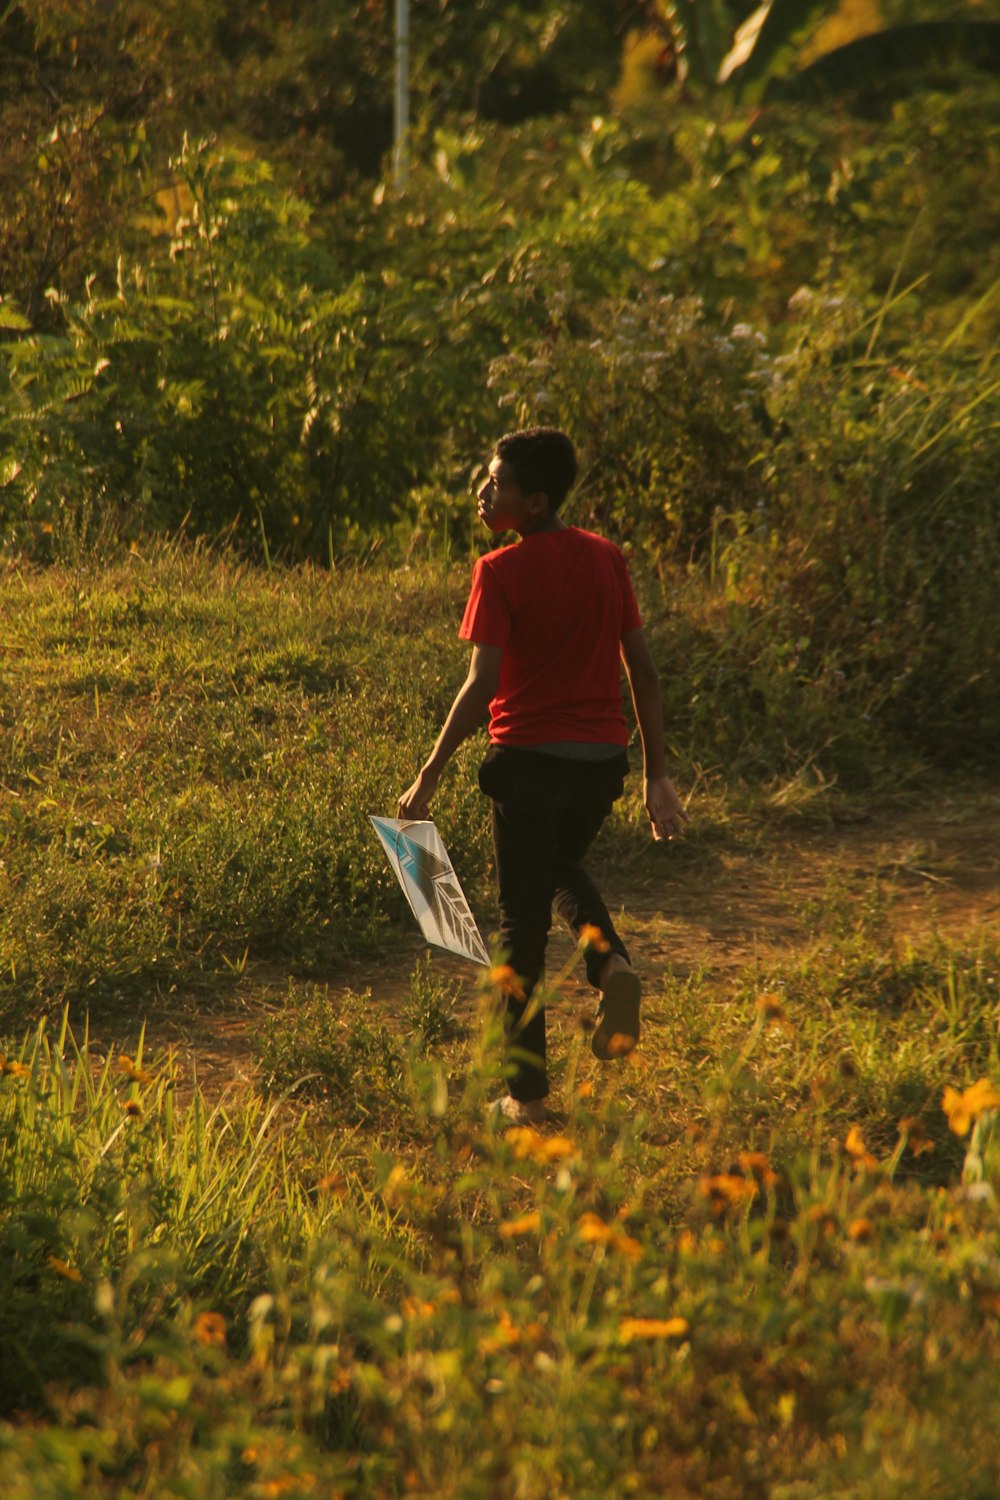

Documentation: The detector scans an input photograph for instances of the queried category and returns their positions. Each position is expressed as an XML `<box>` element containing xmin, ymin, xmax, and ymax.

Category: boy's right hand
<box><xmin>643</xmin><ymin>774</ymin><xmax>689</xmax><ymax>842</ymax></box>
<box><xmin>397</xmin><ymin>767</ymin><xmax>439</xmax><ymax>822</ymax></box>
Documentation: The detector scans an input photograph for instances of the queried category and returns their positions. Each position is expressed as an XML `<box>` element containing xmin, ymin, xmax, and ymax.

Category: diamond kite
<box><xmin>370</xmin><ymin>817</ymin><xmax>490</xmax><ymax>966</ymax></box>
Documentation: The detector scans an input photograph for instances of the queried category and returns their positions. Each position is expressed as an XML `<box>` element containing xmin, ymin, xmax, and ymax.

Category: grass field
<box><xmin>2</xmin><ymin>551</ymin><xmax>999</xmax><ymax>1498</ymax></box>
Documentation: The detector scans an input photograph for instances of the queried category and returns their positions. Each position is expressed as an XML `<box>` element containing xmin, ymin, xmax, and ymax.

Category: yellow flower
<box><xmin>498</xmin><ymin>1210</ymin><xmax>541</xmax><ymax>1239</ymax></box>
<box><xmin>123</xmin><ymin>1099</ymin><xmax>143</xmax><ymax>1120</ymax></box>
<box><xmin>578</xmin><ymin>924</ymin><xmax>610</xmax><ymax>953</ymax></box>
<box><xmin>47</xmin><ymin>1255</ymin><xmax>83</xmax><ymax>1283</ymax></box>
<box><xmin>193</xmin><ymin>1310</ymin><xmax>227</xmax><ymax>1346</ymax></box>
<box><xmin>942</xmin><ymin>1079</ymin><xmax>1000</xmax><ymax>1137</ymax></box>
<box><xmin>1</xmin><ymin>1057</ymin><xmax>30</xmax><ymax>1078</ymax></box>
<box><xmin>382</xmin><ymin>1164</ymin><xmax>410</xmax><ymax>1204</ymax></box>
<box><xmin>505</xmin><ymin>1127</ymin><xmax>576</xmax><ymax>1165</ymax></box>
<box><xmin>486</xmin><ymin>965</ymin><xmax>526</xmax><ymax>1001</ymax></box>
<box><xmin>618</xmin><ymin>1316</ymin><xmax>689</xmax><ymax>1343</ymax></box>
<box><xmin>117</xmin><ymin>1054</ymin><xmax>154</xmax><ymax>1085</ymax></box>
<box><xmin>846</xmin><ymin>1218</ymin><xmax>876</xmax><ymax>1244</ymax></box>
<box><xmin>844</xmin><ymin>1125</ymin><xmax>877</xmax><ymax>1172</ymax></box>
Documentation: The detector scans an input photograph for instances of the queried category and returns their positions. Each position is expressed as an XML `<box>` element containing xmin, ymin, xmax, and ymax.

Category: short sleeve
<box><xmin>459</xmin><ymin>558</ymin><xmax>512</xmax><ymax>648</ymax></box>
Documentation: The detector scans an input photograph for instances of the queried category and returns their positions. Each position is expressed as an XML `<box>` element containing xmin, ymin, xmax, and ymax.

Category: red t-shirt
<box><xmin>458</xmin><ymin>526</ymin><xmax>642</xmax><ymax>745</ymax></box>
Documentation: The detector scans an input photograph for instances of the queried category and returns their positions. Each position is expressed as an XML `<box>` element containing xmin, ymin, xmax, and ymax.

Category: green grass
<box><xmin>0</xmin><ymin>546</ymin><xmax>496</xmax><ymax>1024</ymax></box>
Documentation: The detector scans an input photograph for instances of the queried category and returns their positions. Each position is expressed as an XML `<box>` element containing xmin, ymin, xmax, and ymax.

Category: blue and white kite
<box><xmin>369</xmin><ymin>817</ymin><xmax>490</xmax><ymax>967</ymax></box>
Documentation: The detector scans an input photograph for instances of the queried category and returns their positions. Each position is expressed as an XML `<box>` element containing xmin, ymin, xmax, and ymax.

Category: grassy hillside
<box><xmin>1</xmin><ymin>550</ymin><xmax>999</xmax><ymax>1495</ymax></box>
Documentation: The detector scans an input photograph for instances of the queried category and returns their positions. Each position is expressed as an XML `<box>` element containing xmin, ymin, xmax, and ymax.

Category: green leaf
<box><xmin>722</xmin><ymin>0</ymin><xmax>830</xmax><ymax>102</ymax></box>
<box><xmin>0</xmin><ymin>304</ymin><xmax>32</xmax><ymax>331</ymax></box>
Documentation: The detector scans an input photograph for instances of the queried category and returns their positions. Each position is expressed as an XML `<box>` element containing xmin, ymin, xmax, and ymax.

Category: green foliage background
<box><xmin>2</xmin><ymin>1</ymin><xmax>999</xmax><ymax>776</ymax></box>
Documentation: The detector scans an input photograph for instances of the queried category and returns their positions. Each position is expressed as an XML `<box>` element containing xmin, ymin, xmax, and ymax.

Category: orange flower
<box><xmin>478</xmin><ymin>1309</ymin><xmax>521</xmax><ymax>1355</ymax></box>
<box><xmin>193</xmin><ymin>1311</ymin><xmax>227</xmax><ymax>1346</ymax></box>
<box><xmin>477</xmin><ymin>1309</ymin><xmax>544</xmax><ymax>1356</ymax></box>
<box><xmin>47</xmin><ymin>1255</ymin><xmax>83</xmax><ymax>1283</ymax></box>
<box><xmin>804</xmin><ymin>1205</ymin><xmax>838</xmax><ymax>1236</ymax></box>
<box><xmin>754</xmin><ymin>993</ymin><xmax>794</xmax><ymax>1037</ymax></box>
<box><xmin>737</xmin><ymin>1151</ymin><xmax>779</xmax><ymax>1189</ymax></box>
<box><xmin>578</xmin><ymin>1211</ymin><xmax>615</xmax><ymax>1245</ymax></box>
<box><xmin>847</xmin><ymin>1218</ymin><xmax>876</xmax><ymax>1244</ymax></box>
<box><xmin>755</xmin><ymin>993</ymin><xmax>786</xmax><ymax>1021</ymax></box>
<box><xmin>897</xmin><ymin>1117</ymin><xmax>934</xmax><ymax>1156</ymax></box>
<box><xmin>486</xmin><ymin>965</ymin><xmax>526</xmax><ymax>1001</ymax></box>
<box><xmin>942</xmin><ymin>1079</ymin><xmax>1000</xmax><ymax>1137</ymax></box>
<box><xmin>698</xmin><ymin>1174</ymin><xmax>757</xmax><ymax>1213</ymax></box>
<box><xmin>578</xmin><ymin>924</ymin><xmax>611</xmax><ymax>953</ymax></box>
<box><xmin>401</xmin><ymin>1297</ymin><xmax>436</xmax><ymax>1322</ymax></box>
<box><xmin>614</xmin><ymin>1234</ymin><xmax>644</xmax><ymax>1264</ymax></box>
<box><xmin>317</xmin><ymin>1172</ymin><xmax>348</xmax><ymax>1195</ymax></box>
<box><xmin>618</xmin><ymin>1316</ymin><xmax>689</xmax><ymax>1343</ymax></box>
<box><xmin>1</xmin><ymin>1057</ymin><xmax>30</xmax><ymax>1078</ymax></box>
<box><xmin>608</xmin><ymin>1032</ymin><xmax>637</xmax><ymax>1058</ymax></box>
<box><xmin>498</xmin><ymin>1210</ymin><xmax>541</xmax><ymax>1239</ymax></box>
<box><xmin>844</xmin><ymin>1125</ymin><xmax>877</xmax><ymax>1172</ymax></box>
<box><xmin>577</xmin><ymin>1212</ymin><xmax>643</xmax><ymax>1263</ymax></box>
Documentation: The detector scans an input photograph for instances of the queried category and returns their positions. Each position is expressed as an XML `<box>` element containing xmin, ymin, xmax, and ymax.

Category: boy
<box><xmin>398</xmin><ymin>427</ymin><xmax>687</xmax><ymax>1123</ymax></box>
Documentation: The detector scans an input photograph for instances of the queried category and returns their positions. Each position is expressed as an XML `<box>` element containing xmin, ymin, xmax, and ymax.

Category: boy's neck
<box><xmin>517</xmin><ymin>515</ymin><xmax>566</xmax><ymax>538</ymax></box>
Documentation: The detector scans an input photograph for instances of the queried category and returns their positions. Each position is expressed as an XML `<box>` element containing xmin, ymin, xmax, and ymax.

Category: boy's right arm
<box><xmin>621</xmin><ymin>627</ymin><xmax>689</xmax><ymax>842</ymax></box>
<box><xmin>397</xmin><ymin>643</ymin><xmax>501</xmax><ymax>821</ymax></box>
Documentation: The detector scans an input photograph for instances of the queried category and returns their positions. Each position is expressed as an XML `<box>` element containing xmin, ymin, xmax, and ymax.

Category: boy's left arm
<box><xmin>621</xmin><ymin>627</ymin><xmax>689</xmax><ymax>842</ymax></box>
<box><xmin>397</xmin><ymin>643</ymin><xmax>502</xmax><ymax>821</ymax></box>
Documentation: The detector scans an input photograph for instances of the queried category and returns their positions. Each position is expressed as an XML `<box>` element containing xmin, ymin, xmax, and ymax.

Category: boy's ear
<box><xmin>526</xmin><ymin>490</ymin><xmax>552</xmax><ymax>518</ymax></box>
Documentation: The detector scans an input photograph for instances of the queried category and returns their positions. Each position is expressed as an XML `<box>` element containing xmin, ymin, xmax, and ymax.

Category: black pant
<box><xmin>478</xmin><ymin>745</ymin><xmax>630</xmax><ymax>1103</ymax></box>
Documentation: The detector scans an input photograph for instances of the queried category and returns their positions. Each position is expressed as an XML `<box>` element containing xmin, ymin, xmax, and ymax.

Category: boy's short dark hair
<box><xmin>495</xmin><ymin>427</ymin><xmax>577</xmax><ymax>512</ymax></box>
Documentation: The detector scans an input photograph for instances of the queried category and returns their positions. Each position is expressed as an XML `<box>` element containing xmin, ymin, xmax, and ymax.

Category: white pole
<box><xmin>394</xmin><ymin>0</ymin><xmax>409</xmax><ymax>190</ymax></box>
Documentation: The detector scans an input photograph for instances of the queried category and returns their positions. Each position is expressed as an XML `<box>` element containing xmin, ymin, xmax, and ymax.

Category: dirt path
<box><xmin>131</xmin><ymin>785</ymin><xmax>1000</xmax><ymax>1101</ymax></box>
